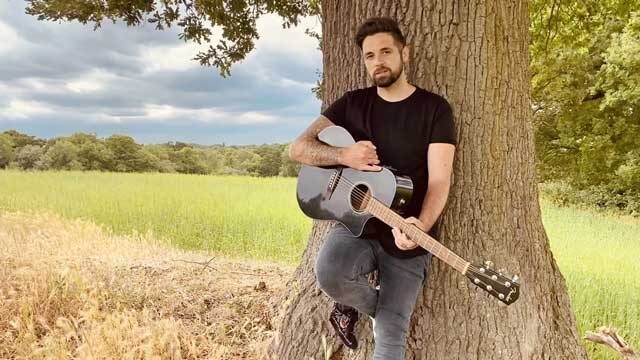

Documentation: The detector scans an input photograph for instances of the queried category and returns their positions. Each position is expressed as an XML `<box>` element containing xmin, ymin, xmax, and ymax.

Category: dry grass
<box><xmin>0</xmin><ymin>211</ymin><xmax>294</xmax><ymax>359</ymax></box>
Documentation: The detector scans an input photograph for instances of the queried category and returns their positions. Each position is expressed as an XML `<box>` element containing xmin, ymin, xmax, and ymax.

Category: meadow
<box><xmin>0</xmin><ymin>169</ymin><xmax>638</xmax><ymax>359</ymax></box>
<box><xmin>0</xmin><ymin>170</ymin><xmax>311</xmax><ymax>264</ymax></box>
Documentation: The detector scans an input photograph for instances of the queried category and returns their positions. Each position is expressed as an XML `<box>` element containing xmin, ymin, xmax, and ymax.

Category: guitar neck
<box><xmin>366</xmin><ymin>198</ymin><xmax>470</xmax><ymax>274</ymax></box>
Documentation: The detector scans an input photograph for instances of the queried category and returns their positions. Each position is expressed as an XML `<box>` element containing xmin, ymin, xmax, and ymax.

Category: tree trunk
<box><xmin>269</xmin><ymin>1</ymin><xmax>589</xmax><ymax>359</ymax></box>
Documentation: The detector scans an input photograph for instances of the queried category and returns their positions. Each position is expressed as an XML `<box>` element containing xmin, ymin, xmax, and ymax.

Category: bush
<box><xmin>540</xmin><ymin>181</ymin><xmax>640</xmax><ymax>216</ymax></box>
<box><xmin>15</xmin><ymin>145</ymin><xmax>44</xmax><ymax>170</ymax></box>
<box><xmin>0</xmin><ymin>133</ymin><xmax>15</xmax><ymax>168</ymax></box>
<box><xmin>538</xmin><ymin>182</ymin><xmax>577</xmax><ymax>207</ymax></box>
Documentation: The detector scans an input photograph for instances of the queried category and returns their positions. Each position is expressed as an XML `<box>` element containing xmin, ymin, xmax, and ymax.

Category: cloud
<box><xmin>0</xmin><ymin>1</ymin><xmax>323</xmax><ymax>145</ymax></box>
<box><xmin>0</xmin><ymin>99</ymin><xmax>54</xmax><ymax>120</ymax></box>
<box><xmin>91</xmin><ymin>104</ymin><xmax>277</xmax><ymax>125</ymax></box>
<box><xmin>139</xmin><ymin>44</ymin><xmax>202</xmax><ymax>74</ymax></box>
<box><xmin>65</xmin><ymin>69</ymin><xmax>120</xmax><ymax>94</ymax></box>
<box><xmin>250</xmin><ymin>14</ymin><xmax>322</xmax><ymax>66</ymax></box>
<box><xmin>0</xmin><ymin>20</ymin><xmax>20</xmax><ymax>53</ymax></box>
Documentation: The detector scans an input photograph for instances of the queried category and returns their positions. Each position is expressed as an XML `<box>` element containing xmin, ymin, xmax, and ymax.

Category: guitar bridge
<box><xmin>323</xmin><ymin>168</ymin><xmax>343</xmax><ymax>200</ymax></box>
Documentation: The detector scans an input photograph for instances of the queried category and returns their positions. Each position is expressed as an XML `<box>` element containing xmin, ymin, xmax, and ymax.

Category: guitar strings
<box><xmin>328</xmin><ymin>171</ymin><xmax>382</xmax><ymax>211</ymax></box>
<box><xmin>326</xmin><ymin>170</ymin><xmax>469</xmax><ymax>268</ymax></box>
<box><xmin>323</xmin><ymin>171</ymin><xmax>515</xmax><ymax>301</ymax></box>
<box><xmin>325</xmin><ymin>167</ymin><xmax>405</xmax><ymax>208</ymax></box>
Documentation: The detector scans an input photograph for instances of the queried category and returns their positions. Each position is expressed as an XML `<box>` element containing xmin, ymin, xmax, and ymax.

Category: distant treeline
<box><xmin>0</xmin><ymin>130</ymin><xmax>301</xmax><ymax>177</ymax></box>
<box><xmin>2</xmin><ymin>127</ymin><xmax>639</xmax><ymax>215</ymax></box>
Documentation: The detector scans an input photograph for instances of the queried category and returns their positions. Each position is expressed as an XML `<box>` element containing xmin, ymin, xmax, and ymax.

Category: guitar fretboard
<box><xmin>366</xmin><ymin>197</ymin><xmax>469</xmax><ymax>274</ymax></box>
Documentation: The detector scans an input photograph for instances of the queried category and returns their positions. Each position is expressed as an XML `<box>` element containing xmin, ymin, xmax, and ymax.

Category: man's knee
<box><xmin>315</xmin><ymin>255</ymin><xmax>345</xmax><ymax>296</ymax></box>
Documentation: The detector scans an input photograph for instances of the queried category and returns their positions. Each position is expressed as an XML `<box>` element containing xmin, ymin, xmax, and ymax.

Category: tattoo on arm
<box><xmin>291</xmin><ymin>115</ymin><xmax>343</xmax><ymax>166</ymax></box>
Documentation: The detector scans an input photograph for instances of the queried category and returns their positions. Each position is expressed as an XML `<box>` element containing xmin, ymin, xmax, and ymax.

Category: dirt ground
<box><xmin>0</xmin><ymin>211</ymin><xmax>295</xmax><ymax>359</ymax></box>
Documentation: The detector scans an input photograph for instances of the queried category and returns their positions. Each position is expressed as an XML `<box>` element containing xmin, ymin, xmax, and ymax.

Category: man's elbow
<box><xmin>288</xmin><ymin>141</ymin><xmax>301</xmax><ymax>162</ymax></box>
<box><xmin>428</xmin><ymin>177</ymin><xmax>452</xmax><ymax>191</ymax></box>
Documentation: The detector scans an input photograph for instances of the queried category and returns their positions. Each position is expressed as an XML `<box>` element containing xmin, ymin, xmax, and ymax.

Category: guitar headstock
<box><xmin>465</xmin><ymin>260</ymin><xmax>520</xmax><ymax>305</ymax></box>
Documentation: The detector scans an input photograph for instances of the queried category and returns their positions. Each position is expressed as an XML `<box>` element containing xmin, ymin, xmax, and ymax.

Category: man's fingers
<box><xmin>396</xmin><ymin>238</ymin><xmax>417</xmax><ymax>250</ymax></box>
<box><xmin>403</xmin><ymin>217</ymin><xmax>427</xmax><ymax>232</ymax></box>
<box><xmin>402</xmin><ymin>241</ymin><xmax>418</xmax><ymax>250</ymax></box>
<box><xmin>394</xmin><ymin>224</ymin><xmax>415</xmax><ymax>244</ymax></box>
<box><xmin>360</xmin><ymin>141</ymin><xmax>376</xmax><ymax>149</ymax></box>
<box><xmin>392</xmin><ymin>227</ymin><xmax>419</xmax><ymax>250</ymax></box>
<box><xmin>361</xmin><ymin>164</ymin><xmax>382</xmax><ymax>172</ymax></box>
<box><xmin>393</xmin><ymin>227</ymin><xmax>407</xmax><ymax>241</ymax></box>
<box><xmin>363</xmin><ymin>149</ymin><xmax>377</xmax><ymax>159</ymax></box>
<box><xmin>364</xmin><ymin>152</ymin><xmax>378</xmax><ymax>161</ymax></box>
<box><xmin>405</xmin><ymin>217</ymin><xmax>419</xmax><ymax>224</ymax></box>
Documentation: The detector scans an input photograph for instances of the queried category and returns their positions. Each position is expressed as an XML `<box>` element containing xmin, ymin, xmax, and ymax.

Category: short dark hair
<box><xmin>355</xmin><ymin>17</ymin><xmax>406</xmax><ymax>50</ymax></box>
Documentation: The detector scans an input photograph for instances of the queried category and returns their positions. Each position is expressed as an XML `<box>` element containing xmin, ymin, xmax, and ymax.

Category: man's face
<box><xmin>362</xmin><ymin>32</ymin><xmax>407</xmax><ymax>88</ymax></box>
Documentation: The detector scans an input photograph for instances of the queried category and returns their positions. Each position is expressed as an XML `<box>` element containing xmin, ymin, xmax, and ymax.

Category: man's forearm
<box><xmin>289</xmin><ymin>138</ymin><xmax>344</xmax><ymax>167</ymax></box>
<box><xmin>417</xmin><ymin>180</ymin><xmax>451</xmax><ymax>232</ymax></box>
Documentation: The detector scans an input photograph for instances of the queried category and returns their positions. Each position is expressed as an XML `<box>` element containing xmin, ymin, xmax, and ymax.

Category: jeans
<box><xmin>315</xmin><ymin>223</ymin><xmax>431</xmax><ymax>360</ymax></box>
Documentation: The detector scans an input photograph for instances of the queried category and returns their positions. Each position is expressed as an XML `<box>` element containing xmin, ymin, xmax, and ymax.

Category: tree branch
<box><xmin>585</xmin><ymin>327</ymin><xmax>638</xmax><ymax>360</ymax></box>
<box><xmin>24</xmin><ymin>0</ymin><xmax>310</xmax><ymax>77</ymax></box>
<box><xmin>582</xmin><ymin>90</ymin><xmax>605</xmax><ymax>102</ymax></box>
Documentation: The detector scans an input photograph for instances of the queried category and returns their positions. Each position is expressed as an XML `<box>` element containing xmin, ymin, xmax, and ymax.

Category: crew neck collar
<box><xmin>375</xmin><ymin>86</ymin><xmax>419</xmax><ymax>103</ymax></box>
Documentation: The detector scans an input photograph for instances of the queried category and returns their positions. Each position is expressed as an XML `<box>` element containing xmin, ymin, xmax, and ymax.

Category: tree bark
<box><xmin>269</xmin><ymin>1</ymin><xmax>589</xmax><ymax>359</ymax></box>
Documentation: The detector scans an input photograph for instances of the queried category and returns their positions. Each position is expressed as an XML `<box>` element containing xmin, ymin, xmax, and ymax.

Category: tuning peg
<box><xmin>512</xmin><ymin>275</ymin><xmax>519</xmax><ymax>283</ymax></box>
<box><xmin>498</xmin><ymin>268</ymin><xmax>506</xmax><ymax>275</ymax></box>
<box><xmin>484</xmin><ymin>260</ymin><xmax>494</xmax><ymax>269</ymax></box>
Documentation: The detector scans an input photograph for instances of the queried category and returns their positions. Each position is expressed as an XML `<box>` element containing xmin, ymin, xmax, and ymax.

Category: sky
<box><xmin>0</xmin><ymin>0</ymin><xmax>323</xmax><ymax>145</ymax></box>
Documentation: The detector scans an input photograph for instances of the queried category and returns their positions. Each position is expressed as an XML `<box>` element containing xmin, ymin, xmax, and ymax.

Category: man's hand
<box><xmin>392</xmin><ymin>217</ymin><xmax>427</xmax><ymax>251</ymax></box>
<box><xmin>339</xmin><ymin>141</ymin><xmax>382</xmax><ymax>171</ymax></box>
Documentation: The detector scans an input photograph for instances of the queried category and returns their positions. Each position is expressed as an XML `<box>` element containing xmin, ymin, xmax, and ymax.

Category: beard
<box><xmin>372</xmin><ymin>59</ymin><xmax>404</xmax><ymax>88</ymax></box>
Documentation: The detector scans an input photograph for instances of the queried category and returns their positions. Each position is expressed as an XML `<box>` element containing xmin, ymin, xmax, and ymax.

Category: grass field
<box><xmin>540</xmin><ymin>202</ymin><xmax>640</xmax><ymax>359</ymax></box>
<box><xmin>0</xmin><ymin>170</ymin><xmax>311</xmax><ymax>264</ymax></box>
<box><xmin>1</xmin><ymin>169</ymin><xmax>638</xmax><ymax>359</ymax></box>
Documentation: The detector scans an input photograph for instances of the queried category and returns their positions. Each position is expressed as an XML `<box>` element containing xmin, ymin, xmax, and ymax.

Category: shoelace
<box><xmin>338</xmin><ymin>314</ymin><xmax>351</xmax><ymax>329</ymax></box>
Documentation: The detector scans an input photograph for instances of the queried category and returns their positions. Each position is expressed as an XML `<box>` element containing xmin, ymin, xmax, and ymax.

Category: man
<box><xmin>288</xmin><ymin>17</ymin><xmax>456</xmax><ymax>359</ymax></box>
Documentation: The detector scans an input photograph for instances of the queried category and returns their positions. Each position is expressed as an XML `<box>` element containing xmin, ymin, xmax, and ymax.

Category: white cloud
<box><xmin>279</xmin><ymin>77</ymin><xmax>316</xmax><ymax>89</ymax></box>
<box><xmin>148</xmin><ymin>104</ymin><xmax>218</xmax><ymax>122</ymax></box>
<box><xmin>20</xmin><ymin>78</ymin><xmax>54</xmax><ymax>92</ymax></box>
<box><xmin>65</xmin><ymin>69</ymin><xmax>118</xmax><ymax>93</ymax></box>
<box><xmin>139</xmin><ymin>24</ymin><xmax>223</xmax><ymax>74</ymax></box>
<box><xmin>137</xmin><ymin>14</ymin><xmax>321</xmax><ymax>75</ymax></box>
<box><xmin>0</xmin><ymin>99</ymin><xmax>54</xmax><ymax>119</ymax></box>
<box><xmin>236</xmin><ymin>111</ymin><xmax>276</xmax><ymax>124</ymax></box>
<box><xmin>143</xmin><ymin>103</ymin><xmax>226</xmax><ymax>123</ymax></box>
<box><xmin>0</xmin><ymin>20</ymin><xmax>20</xmax><ymax>53</ymax></box>
<box><xmin>139</xmin><ymin>42</ymin><xmax>206</xmax><ymax>74</ymax></box>
<box><xmin>251</xmin><ymin>14</ymin><xmax>322</xmax><ymax>66</ymax></box>
<box><xmin>87</xmin><ymin>104</ymin><xmax>276</xmax><ymax>125</ymax></box>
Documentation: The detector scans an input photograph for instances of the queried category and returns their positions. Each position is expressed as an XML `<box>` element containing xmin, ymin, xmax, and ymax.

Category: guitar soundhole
<box><xmin>350</xmin><ymin>184</ymin><xmax>372</xmax><ymax>212</ymax></box>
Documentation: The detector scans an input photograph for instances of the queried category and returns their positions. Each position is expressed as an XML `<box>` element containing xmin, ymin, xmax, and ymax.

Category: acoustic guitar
<box><xmin>296</xmin><ymin>126</ymin><xmax>520</xmax><ymax>305</ymax></box>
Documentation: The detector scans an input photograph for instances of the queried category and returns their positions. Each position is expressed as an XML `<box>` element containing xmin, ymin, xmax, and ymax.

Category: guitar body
<box><xmin>295</xmin><ymin>126</ymin><xmax>522</xmax><ymax>305</ymax></box>
<box><xmin>296</xmin><ymin>126</ymin><xmax>413</xmax><ymax>237</ymax></box>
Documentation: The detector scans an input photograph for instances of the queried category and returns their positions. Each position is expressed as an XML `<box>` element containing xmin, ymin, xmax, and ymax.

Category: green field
<box><xmin>1</xmin><ymin>170</ymin><xmax>638</xmax><ymax>359</ymax></box>
<box><xmin>540</xmin><ymin>202</ymin><xmax>640</xmax><ymax>359</ymax></box>
<box><xmin>0</xmin><ymin>170</ymin><xmax>311</xmax><ymax>263</ymax></box>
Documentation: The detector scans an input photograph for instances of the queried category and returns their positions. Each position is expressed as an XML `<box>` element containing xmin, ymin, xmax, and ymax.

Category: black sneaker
<box><xmin>329</xmin><ymin>302</ymin><xmax>359</xmax><ymax>349</ymax></box>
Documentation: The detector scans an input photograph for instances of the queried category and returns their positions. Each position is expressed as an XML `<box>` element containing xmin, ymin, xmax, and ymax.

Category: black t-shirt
<box><xmin>322</xmin><ymin>85</ymin><xmax>456</xmax><ymax>258</ymax></box>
